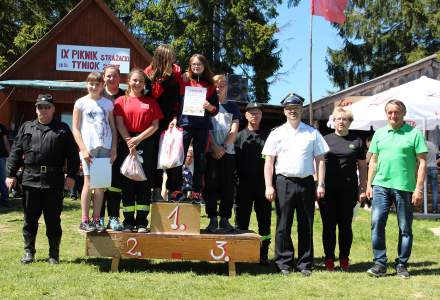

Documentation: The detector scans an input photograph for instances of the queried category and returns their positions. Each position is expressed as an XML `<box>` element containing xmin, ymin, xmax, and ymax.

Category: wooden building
<box><xmin>0</xmin><ymin>0</ymin><xmax>152</xmax><ymax>132</ymax></box>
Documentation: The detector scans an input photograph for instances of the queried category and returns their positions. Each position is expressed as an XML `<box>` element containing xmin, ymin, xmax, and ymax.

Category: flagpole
<box><xmin>309</xmin><ymin>4</ymin><xmax>313</xmax><ymax>125</ymax></box>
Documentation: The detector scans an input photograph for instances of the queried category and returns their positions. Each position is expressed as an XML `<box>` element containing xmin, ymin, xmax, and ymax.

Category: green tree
<box><xmin>108</xmin><ymin>0</ymin><xmax>282</xmax><ymax>102</ymax></box>
<box><xmin>0</xmin><ymin>0</ymin><xmax>78</xmax><ymax>73</ymax></box>
<box><xmin>326</xmin><ymin>0</ymin><xmax>440</xmax><ymax>90</ymax></box>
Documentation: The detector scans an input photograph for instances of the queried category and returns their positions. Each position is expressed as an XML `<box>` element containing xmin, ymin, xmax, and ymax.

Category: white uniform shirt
<box><xmin>262</xmin><ymin>122</ymin><xmax>329</xmax><ymax>177</ymax></box>
<box><xmin>426</xmin><ymin>141</ymin><xmax>438</xmax><ymax>168</ymax></box>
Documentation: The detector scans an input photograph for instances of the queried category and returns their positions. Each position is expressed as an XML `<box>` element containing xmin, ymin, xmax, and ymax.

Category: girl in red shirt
<box><xmin>114</xmin><ymin>69</ymin><xmax>163</xmax><ymax>232</ymax></box>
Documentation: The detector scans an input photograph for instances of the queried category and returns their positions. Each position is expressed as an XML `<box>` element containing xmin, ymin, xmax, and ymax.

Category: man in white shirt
<box><xmin>262</xmin><ymin>93</ymin><xmax>329</xmax><ymax>276</ymax></box>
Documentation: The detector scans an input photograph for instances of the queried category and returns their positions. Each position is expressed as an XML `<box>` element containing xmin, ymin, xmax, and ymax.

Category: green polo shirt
<box><xmin>369</xmin><ymin>123</ymin><xmax>427</xmax><ymax>192</ymax></box>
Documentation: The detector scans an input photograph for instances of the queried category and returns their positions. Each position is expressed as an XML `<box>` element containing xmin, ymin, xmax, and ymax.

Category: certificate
<box><xmin>182</xmin><ymin>86</ymin><xmax>207</xmax><ymax>117</ymax></box>
<box><xmin>89</xmin><ymin>157</ymin><xmax>112</xmax><ymax>188</ymax></box>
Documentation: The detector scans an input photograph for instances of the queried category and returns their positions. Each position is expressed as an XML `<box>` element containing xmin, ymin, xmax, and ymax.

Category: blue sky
<box><xmin>267</xmin><ymin>0</ymin><xmax>345</xmax><ymax>105</ymax></box>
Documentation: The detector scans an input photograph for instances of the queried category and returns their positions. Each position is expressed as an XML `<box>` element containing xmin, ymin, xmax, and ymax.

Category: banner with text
<box><xmin>56</xmin><ymin>44</ymin><xmax>130</xmax><ymax>73</ymax></box>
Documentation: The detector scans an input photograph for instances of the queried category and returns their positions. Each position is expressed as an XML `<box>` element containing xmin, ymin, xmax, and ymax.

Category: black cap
<box><xmin>280</xmin><ymin>93</ymin><xmax>304</xmax><ymax>107</ymax></box>
<box><xmin>245</xmin><ymin>102</ymin><xmax>263</xmax><ymax>111</ymax></box>
<box><xmin>35</xmin><ymin>94</ymin><xmax>54</xmax><ymax>106</ymax></box>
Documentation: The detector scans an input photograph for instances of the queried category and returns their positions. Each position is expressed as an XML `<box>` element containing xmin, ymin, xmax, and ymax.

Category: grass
<box><xmin>0</xmin><ymin>197</ymin><xmax>439</xmax><ymax>299</ymax></box>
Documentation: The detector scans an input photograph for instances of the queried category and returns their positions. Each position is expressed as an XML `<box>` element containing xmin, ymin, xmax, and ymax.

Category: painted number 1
<box><xmin>167</xmin><ymin>205</ymin><xmax>187</xmax><ymax>231</ymax></box>
<box><xmin>210</xmin><ymin>241</ymin><xmax>230</xmax><ymax>262</ymax></box>
<box><xmin>126</xmin><ymin>237</ymin><xmax>142</xmax><ymax>257</ymax></box>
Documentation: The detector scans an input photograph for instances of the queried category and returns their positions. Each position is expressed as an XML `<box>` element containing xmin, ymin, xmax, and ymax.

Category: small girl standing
<box><xmin>72</xmin><ymin>72</ymin><xmax>117</xmax><ymax>232</ymax></box>
<box><xmin>168</xmin><ymin>54</ymin><xmax>219</xmax><ymax>203</ymax></box>
<box><xmin>114</xmin><ymin>69</ymin><xmax>163</xmax><ymax>232</ymax></box>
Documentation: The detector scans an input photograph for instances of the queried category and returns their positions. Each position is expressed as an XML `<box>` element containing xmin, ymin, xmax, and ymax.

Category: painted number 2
<box><xmin>167</xmin><ymin>205</ymin><xmax>187</xmax><ymax>231</ymax></box>
<box><xmin>126</xmin><ymin>237</ymin><xmax>142</xmax><ymax>257</ymax></box>
<box><xmin>210</xmin><ymin>241</ymin><xmax>230</xmax><ymax>262</ymax></box>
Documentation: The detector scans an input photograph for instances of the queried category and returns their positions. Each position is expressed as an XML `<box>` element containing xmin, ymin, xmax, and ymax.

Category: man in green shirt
<box><xmin>366</xmin><ymin>100</ymin><xmax>427</xmax><ymax>279</ymax></box>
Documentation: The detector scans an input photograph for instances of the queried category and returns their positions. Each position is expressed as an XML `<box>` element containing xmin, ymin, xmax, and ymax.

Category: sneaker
<box><xmin>0</xmin><ymin>200</ymin><xmax>12</xmax><ymax>208</ymax></box>
<box><xmin>20</xmin><ymin>252</ymin><xmax>35</xmax><ymax>264</ymax></box>
<box><xmin>340</xmin><ymin>258</ymin><xmax>349</xmax><ymax>271</ymax></box>
<box><xmin>79</xmin><ymin>221</ymin><xmax>96</xmax><ymax>232</ymax></box>
<box><xmin>300</xmin><ymin>269</ymin><xmax>312</xmax><ymax>277</ymax></box>
<box><xmin>219</xmin><ymin>217</ymin><xmax>235</xmax><ymax>233</ymax></box>
<box><xmin>137</xmin><ymin>226</ymin><xmax>148</xmax><ymax>233</ymax></box>
<box><xmin>189</xmin><ymin>192</ymin><xmax>204</xmax><ymax>204</ymax></box>
<box><xmin>93</xmin><ymin>220</ymin><xmax>106</xmax><ymax>233</ymax></box>
<box><xmin>107</xmin><ymin>217</ymin><xmax>123</xmax><ymax>231</ymax></box>
<box><xmin>99</xmin><ymin>217</ymin><xmax>105</xmax><ymax>227</ymax></box>
<box><xmin>168</xmin><ymin>190</ymin><xmax>184</xmax><ymax>202</ymax></box>
<box><xmin>396</xmin><ymin>264</ymin><xmax>410</xmax><ymax>279</ymax></box>
<box><xmin>48</xmin><ymin>257</ymin><xmax>59</xmax><ymax>264</ymax></box>
<box><xmin>367</xmin><ymin>264</ymin><xmax>386</xmax><ymax>277</ymax></box>
<box><xmin>123</xmin><ymin>224</ymin><xmax>134</xmax><ymax>232</ymax></box>
<box><xmin>324</xmin><ymin>259</ymin><xmax>335</xmax><ymax>271</ymax></box>
<box><xmin>205</xmin><ymin>217</ymin><xmax>218</xmax><ymax>233</ymax></box>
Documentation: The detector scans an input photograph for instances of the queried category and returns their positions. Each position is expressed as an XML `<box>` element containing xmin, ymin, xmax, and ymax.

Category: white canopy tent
<box><xmin>347</xmin><ymin>76</ymin><xmax>440</xmax><ymax>131</ymax></box>
<box><xmin>329</xmin><ymin>76</ymin><xmax>440</xmax><ymax>215</ymax></box>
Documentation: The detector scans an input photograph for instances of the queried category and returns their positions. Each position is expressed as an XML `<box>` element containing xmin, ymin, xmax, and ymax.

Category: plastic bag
<box><xmin>157</xmin><ymin>127</ymin><xmax>184</xmax><ymax>169</ymax></box>
<box><xmin>120</xmin><ymin>153</ymin><xmax>147</xmax><ymax>181</ymax></box>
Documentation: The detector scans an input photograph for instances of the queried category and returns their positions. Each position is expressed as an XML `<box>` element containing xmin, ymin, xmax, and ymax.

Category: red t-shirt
<box><xmin>114</xmin><ymin>95</ymin><xmax>163</xmax><ymax>133</ymax></box>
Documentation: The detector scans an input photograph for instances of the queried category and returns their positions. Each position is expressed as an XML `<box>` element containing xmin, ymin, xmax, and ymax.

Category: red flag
<box><xmin>311</xmin><ymin>0</ymin><xmax>348</xmax><ymax>24</ymax></box>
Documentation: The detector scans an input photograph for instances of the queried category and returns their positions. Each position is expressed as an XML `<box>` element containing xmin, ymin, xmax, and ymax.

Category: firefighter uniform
<box><xmin>6</xmin><ymin>94</ymin><xmax>79</xmax><ymax>264</ymax></box>
<box><xmin>235</xmin><ymin>102</ymin><xmax>272</xmax><ymax>263</ymax></box>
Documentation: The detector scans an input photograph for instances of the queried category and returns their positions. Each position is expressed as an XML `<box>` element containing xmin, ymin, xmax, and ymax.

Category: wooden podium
<box><xmin>85</xmin><ymin>202</ymin><xmax>261</xmax><ymax>276</ymax></box>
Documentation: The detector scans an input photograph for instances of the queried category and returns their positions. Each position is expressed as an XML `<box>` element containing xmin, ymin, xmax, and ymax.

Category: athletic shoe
<box><xmin>219</xmin><ymin>217</ymin><xmax>235</xmax><ymax>233</ymax></box>
<box><xmin>0</xmin><ymin>200</ymin><xmax>12</xmax><ymax>208</ymax></box>
<box><xmin>367</xmin><ymin>264</ymin><xmax>387</xmax><ymax>277</ymax></box>
<box><xmin>300</xmin><ymin>269</ymin><xmax>312</xmax><ymax>277</ymax></box>
<box><xmin>205</xmin><ymin>217</ymin><xmax>218</xmax><ymax>233</ymax></box>
<box><xmin>324</xmin><ymin>259</ymin><xmax>335</xmax><ymax>271</ymax></box>
<box><xmin>99</xmin><ymin>217</ymin><xmax>105</xmax><ymax>227</ymax></box>
<box><xmin>107</xmin><ymin>217</ymin><xmax>123</xmax><ymax>231</ymax></box>
<box><xmin>189</xmin><ymin>192</ymin><xmax>204</xmax><ymax>204</ymax></box>
<box><xmin>20</xmin><ymin>252</ymin><xmax>35</xmax><ymax>264</ymax></box>
<box><xmin>137</xmin><ymin>226</ymin><xmax>148</xmax><ymax>233</ymax></box>
<box><xmin>48</xmin><ymin>257</ymin><xmax>59</xmax><ymax>264</ymax></box>
<box><xmin>396</xmin><ymin>264</ymin><xmax>410</xmax><ymax>279</ymax></box>
<box><xmin>123</xmin><ymin>224</ymin><xmax>134</xmax><ymax>232</ymax></box>
<box><xmin>340</xmin><ymin>258</ymin><xmax>350</xmax><ymax>271</ymax></box>
<box><xmin>168</xmin><ymin>190</ymin><xmax>184</xmax><ymax>202</ymax></box>
<box><xmin>79</xmin><ymin>221</ymin><xmax>96</xmax><ymax>232</ymax></box>
<box><xmin>93</xmin><ymin>220</ymin><xmax>106</xmax><ymax>233</ymax></box>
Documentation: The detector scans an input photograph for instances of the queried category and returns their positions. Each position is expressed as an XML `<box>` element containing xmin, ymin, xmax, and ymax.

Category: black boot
<box><xmin>21</xmin><ymin>234</ymin><xmax>36</xmax><ymax>264</ymax></box>
<box><xmin>260</xmin><ymin>239</ymin><xmax>271</xmax><ymax>265</ymax></box>
<box><xmin>48</xmin><ymin>237</ymin><xmax>61</xmax><ymax>264</ymax></box>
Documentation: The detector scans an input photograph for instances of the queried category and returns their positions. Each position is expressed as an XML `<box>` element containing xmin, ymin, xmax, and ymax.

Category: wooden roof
<box><xmin>0</xmin><ymin>0</ymin><xmax>152</xmax><ymax>80</ymax></box>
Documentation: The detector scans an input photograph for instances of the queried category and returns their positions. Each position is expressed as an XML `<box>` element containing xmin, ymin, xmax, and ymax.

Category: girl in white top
<box><xmin>72</xmin><ymin>72</ymin><xmax>117</xmax><ymax>232</ymax></box>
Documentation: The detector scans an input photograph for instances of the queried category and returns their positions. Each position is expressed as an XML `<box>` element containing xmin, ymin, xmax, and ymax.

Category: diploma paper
<box><xmin>182</xmin><ymin>86</ymin><xmax>207</xmax><ymax>117</ymax></box>
<box><xmin>89</xmin><ymin>157</ymin><xmax>112</xmax><ymax>188</ymax></box>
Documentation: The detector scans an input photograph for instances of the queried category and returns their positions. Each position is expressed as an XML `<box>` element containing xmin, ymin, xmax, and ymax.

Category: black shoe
<box><xmin>205</xmin><ymin>217</ymin><xmax>218</xmax><ymax>233</ymax></box>
<box><xmin>0</xmin><ymin>201</ymin><xmax>12</xmax><ymax>208</ymax></box>
<box><xmin>299</xmin><ymin>269</ymin><xmax>312</xmax><ymax>277</ymax></box>
<box><xmin>396</xmin><ymin>264</ymin><xmax>410</xmax><ymax>279</ymax></box>
<box><xmin>219</xmin><ymin>217</ymin><xmax>235</xmax><ymax>233</ymax></box>
<box><xmin>189</xmin><ymin>192</ymin><xmax>204</xmax><ymax>204</ymax></box>
<box><xmin>367</xmin><ymin>264</ymin><xmax>387</xmax><ymax>277</ymax></box>
<box><xmin>123</xmin><ymin>224</ymin><xmax>134</xmax><ymax>232</ymax></box>
<box><xmin>280</xmin><ymin>269</ymin><xmax>290</xmax><ymax>276</ymax></box>
<box><xmin>48</xmin><ymin>257</ymin><xmax>59</xmax><ymax>264</ymax></box>
<box><xmin>20</xmin><ymin>252</ymin><xmax>35</xmax><ymax>264</ymax></box>
<box><xmin>168</xmin><ymin>190</ymin><xmax>184</xmax><ymax>202</ymax></box>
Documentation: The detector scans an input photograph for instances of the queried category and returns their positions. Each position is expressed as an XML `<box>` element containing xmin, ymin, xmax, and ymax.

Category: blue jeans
<box><xmin>0</xmin><ymin>157</ymin><xmax>8</xmax><ymax>202</ymax></box>
<box><xmin>371</xmin><ymin>186</ymin><xmax>413</xmax><ymax>267</ymax></box>
<box><xmin>427</xmin><ymin>167</ymin><xmax>438</xmax><ymax>212</ymax></box>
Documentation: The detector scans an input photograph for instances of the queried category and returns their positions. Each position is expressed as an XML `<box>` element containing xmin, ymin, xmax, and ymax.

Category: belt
<box><xmin>26</xmin><ymin>165</ymin><xmax>63</xmax><ymax>174</ymax></box>
<box><xmin>278</xmin><ymin>174</ymin><xmax>313</xmax><ymax>182</ymax></box>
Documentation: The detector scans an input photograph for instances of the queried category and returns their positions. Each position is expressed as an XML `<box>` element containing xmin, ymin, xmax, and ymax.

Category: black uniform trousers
<box><xmin>22</xmin><ymin>186</ymin><xmax>64</xmax><ymax>253</ymax></box>
<box><xmin>236</xmin><ymin>177</ymin><xmax>271</xmax><ymax>237</ymax></box>
<box><xmin>318</xmin><ymin>179</ymin><xmax>357</xmax><ymax>260</ymax></box>
<box><xmin>121</xmin><ymin>135</ymin><xmax>155</xmax><ymax>227</ymax></box>
<box><xmin>167</xmin><ymin>127</ymin><xmax>208</xmax><ymax>193</ymax></box>
<box><xmin>275</xmin><ymin>175</ymin><xmax>315</xmax><ymax>271</ymax></box>
<box><xmin>204</xmin><ymin>154</ymin><xmax>235</xmax><ymax>219</ymax></box>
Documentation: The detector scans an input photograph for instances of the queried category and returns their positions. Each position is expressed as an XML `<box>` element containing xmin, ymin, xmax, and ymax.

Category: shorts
<box><xmin>80</xmin><ymin>147</ymin><xmax>111</xmax><ymax>176</ymax></box>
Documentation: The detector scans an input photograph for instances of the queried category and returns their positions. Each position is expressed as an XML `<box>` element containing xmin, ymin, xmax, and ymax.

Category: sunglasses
<box><xmin>37</xmin><ymin>105</ymin><xmax>52</xmax><ymax>110</ymax></box>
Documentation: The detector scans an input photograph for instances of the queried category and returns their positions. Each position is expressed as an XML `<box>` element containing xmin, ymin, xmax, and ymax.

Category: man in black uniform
<box><xmin>6</xmin><ymin>94</ymin><xmax>79</xmax><ymax>264</ymax></box>
<box><xmin>235</xmin><ymin>102</ymin><xmax>272</xmax><ymax>264</ymax></box>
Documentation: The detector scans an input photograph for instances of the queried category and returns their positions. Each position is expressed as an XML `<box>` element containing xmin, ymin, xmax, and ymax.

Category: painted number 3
<box><xmin>210</xmin><ymin>241</ymin><xmax>230</xmax><ymax>262</ymax></box>
<box><xmin>126</xmin><ymin>237</ymin><xmax>142</xmax><ymax>257</ymax></box>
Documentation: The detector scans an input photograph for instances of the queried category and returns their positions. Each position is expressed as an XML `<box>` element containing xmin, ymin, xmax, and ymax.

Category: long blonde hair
<box><xmin>147</xmin><ymin>44</ymin><xmax>176</xmax><ymax>81</ymax></box>
<box><xmin>125</xmin><ymin>68</ymin><xmax>145</xmax><ymax>96</ymax></box>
